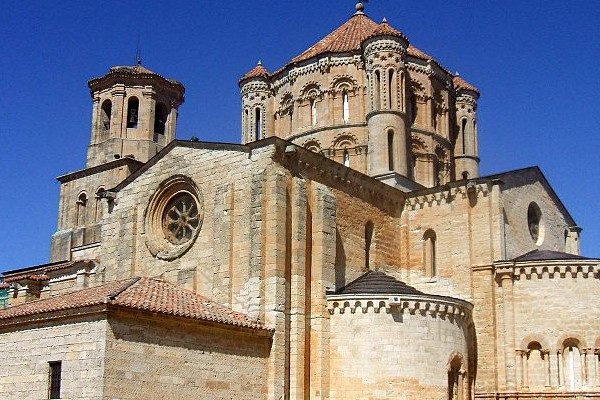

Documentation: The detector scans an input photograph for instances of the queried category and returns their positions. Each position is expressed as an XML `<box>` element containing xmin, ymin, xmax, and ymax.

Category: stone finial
<box><xmin>355</xmin><ymin>2</ymin><xmax>364</xmax><ymax>13</ymax></box>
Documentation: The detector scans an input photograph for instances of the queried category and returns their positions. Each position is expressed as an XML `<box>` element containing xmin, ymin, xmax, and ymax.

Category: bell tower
<box><xmin>87</xmin><ymin>64</ymin><xmax>185</xmax><ymax>167</ymax></box>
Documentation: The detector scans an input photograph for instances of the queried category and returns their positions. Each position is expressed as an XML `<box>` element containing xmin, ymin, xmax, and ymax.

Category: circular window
<box><xmin>145</xmin><ymin>175</ymin><xmax>203</xmax><ymax>260</ymax></box>
<box><xmin>527</xmin><ymin>202</ymin><xmax>544</xmax><ymax>245</ymax></box>
<box><xmin>162</xmin><ymin>193</ymin><xmax>200</xmax><ymax>244</ymax></box>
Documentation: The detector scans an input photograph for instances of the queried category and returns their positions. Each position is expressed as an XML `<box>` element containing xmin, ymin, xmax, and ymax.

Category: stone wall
<box><xmin>328</xmin><ymin>295</ymin><xmax>472</xmax><ymax>400</ymax></box>
<box><xmin>0</xmin><ymin>315</ymin><xmax>107</xmax><ymax>399</ymax></box>
<box><xmin>104</xmin><ymin>312</ymin><xmax>270</xmax><ymax>400</ymax></box>
<box><xmin>501</xmin><ymin>170</ymin><xmax>575</xmax><ymax>259</ymax></box>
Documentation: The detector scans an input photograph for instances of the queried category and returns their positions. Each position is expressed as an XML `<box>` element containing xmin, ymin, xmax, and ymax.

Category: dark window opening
<box><xmin>255</xmin><ymin>108</ymin><xmax>263</xmax><ymax>139</ymax></box>
<box><xmin>365</xmin><ymin>221</ymin><xmax>374</xmax><ymax>270</ymax></box>
<box><xmin>100</xmin><ymin>100</ymin><xmax>112</xmax><ymax>132</ymax></box>
<box><xmin>387</xmin><ymin>130</ymin><xmax>395</xmax><ymax>171</ymax></box>
<box><xmin>154</xmin><ymin>102</ymin><xmax>168</xmax><ymax>135</ymax></box>
<box><xmin>388</xmin><ymin>69</ymin><xmax>394</xmax><ymax>108</ymax></box>
<box><xmin>374</xmin><ymin>70</ymin><xmax>381</xmax><ymax>109</ymax></box>
<box><xmin>48</xmin><ymin>361</ymin><xmax>62</xmax><ymax>399</ymax></box>
<box><xmin>126</xmin><ymin>97</ymin><xmax>139</xmax><ymax>129</ymax></box>
<box><xmin>461</xmin><ymin>118</ymin><xmax>467</xmax><ymax>153</ymax></box>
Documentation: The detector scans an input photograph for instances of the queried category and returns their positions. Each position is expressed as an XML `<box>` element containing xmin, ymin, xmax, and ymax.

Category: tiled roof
<box><xmin>406</xmin><ymin>44</ymin><xmax>433</xmax><ymax>60</ymax></box>
<box><xmin>366</xmin><ymin>19</ymin><xmax>408</xmax><ymax>42</ymax></box>
<box><xmin>513</xmin><ymin>249</ymin><xmax>593</xmax><ymax>262</ymax></box>
<box><xmin>453</xmin><ymin>75</ymin><xmax>480</xmax><ymax>94</ymax></box>
<box><xmin>0</xmin><ymin>277</ymin><xmax>271</xmax><ymax>331</ymax></box>
<box><xmin>88</xmin><ymin>64</ymin><xmax>184</xmax><ymax>88</ymax></box>
<box><xmin>290</xmin><ymin>12</ymin><xmax>380</xmax><ymax>65</ymax></box>
<box><xmin>240</xmin><ymin>61</ymin><xmax>270</xmax><ymax>82</ymax></box>
<box><xmin>334</xmin><ymin>270</ymin><xmax>424</xmax><ymax>295</ymax></box>
<box><xmin>3</xmin><ymin>260</ymin><xmax>95</xmax><ymax>283</ymax></box>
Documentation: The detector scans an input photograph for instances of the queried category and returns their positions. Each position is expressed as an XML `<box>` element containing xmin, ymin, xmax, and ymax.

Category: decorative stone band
<box><xmin>494</xmin><ymin>259</ymin><xmax>600</xmax><ymax>281</ymax></box>
<box><xmin>326</xmin><ymin>293</ymin><xmax>472</xmax><ymax>321</ymax></box>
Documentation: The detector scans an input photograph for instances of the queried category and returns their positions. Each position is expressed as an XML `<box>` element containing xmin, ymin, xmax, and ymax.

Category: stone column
<box><xmin>558</xmin><ymin>350</ymin><xmax>565</xmax><ymax>387</ymax></box>
<box><xmin>167</xmin><ymin>104</ymin><xmax>178</xmax><ymax>142</ymax></box>
<box><xmin>543</xmin><ymin>349</ymin><xmax>551</xmax><ymax>387</ymax></box>
<box><xmin>516</xmin><ymin>350</ymin><xmax>525</xmax><ymax>389</ymax></box>
<box><xmin>289</xmin><ymin>177</ymin><xmax>308</xmax><ymax>400</ymax></box>
<box><xmin>90</xmin><ymin>95</ymin><xmax>100</xmax><ymax>144</ymax></box>
<box><xmin>111</xmin><ymin>87</ymin><xmax>126</xmax><ymax>139</ymax></box>
<box><xmin>498</xmin><ymin>270</ymin><xmax>517</xmax><ymax>393</ymax></box>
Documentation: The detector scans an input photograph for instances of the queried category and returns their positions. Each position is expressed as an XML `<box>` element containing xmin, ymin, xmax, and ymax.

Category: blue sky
<box><xmin>1</xmin><ymin>1</ymin><xmax>599</xmax><ymax>270</ymax></box>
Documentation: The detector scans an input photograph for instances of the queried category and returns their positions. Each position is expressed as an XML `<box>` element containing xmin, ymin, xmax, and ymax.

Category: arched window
<box><xmin>255</xmin><ymin>107</ymin><xmax>262</xmax><ymax>139</ymax></box>
<box><xmin>100</xmin><ymin>99</ymin><xmax>112</xmax><ymax>132</ymax></box>
<box><xmin>423</xmin><ymin>229</ymin><xmax>437</xmax><ymax>278</ymax></box>
<box><xmin>244</xmin><ymin>109</ymin><xmax>249</xmax><ymax>139</ymax></box>
<box><xmin>460</xmin><ymin>118</ymin><xmax>468</xmax><ymax>153</ymax></box>
<box><xmin>374</xmin><ymin>70</ymin><xmax>381</xmax><ymax>109</ymax></box>
<box><xmin>343</xmin><ymin>149</ymin><xmax>350</xmax><ymax>167</ymax></box>
<box><xmin>409</xmin><ymin>94</ymin><xmax>417</xmax><ymax>125</ymax></box>
<box><xmin>388</xmin><ymin>69</ymin><xmax>394</xmax><ymax>108</ymax></box>
<box><xmin>432</xmin><ymin>101</ymin><xmax>438</xmax><ymax>130</ymax></box>
<box><xmin>76</xmin><ymin>193</ymin><xmax>88</xmax><ymax>226</ymax></box>
<box><xmin>310</xmin><ymin>99</ymin><xmax>317</xmax><ymax>126</ymax></box>
<box><xmin>127</xmin><ymin>97</ymin><xmax>139</xmax><ymax>129</ymax></box>
<box><xmin>342</xmin><ymin>90</ymin><xmax>350</xmax><ymax>123</ymax></box>
<box><xmin>387</xmin><ymin>129</ymin><xmax>395</xmax><ymax>171</ymax></box>
<box><xmin>94</xmin><ymin>188</ymin><xmax>104</xmax><ymax>223</ymax></box>
<box><xmin>526</xmin><ymin>342</ymin><xmax>546</xmax><ymax>389</ymax></box>
<box><xmin>154</xmin><ymin>102</ymin><xmax>168</xmax><ymax>135</ymax></box>
<box><xmin>365</xmin><ymin>221</ymin><xmax>374</xmax><ymax>270</ymax></box>
<box><xmin>448</xmin><ymin>354</ymin><xmax>466</xmax><ymax>400</ymax></box>
<box><xmin>563</xmin><ymin>340</ymin><xmax>583</xmax><ymax>390</ymax></box>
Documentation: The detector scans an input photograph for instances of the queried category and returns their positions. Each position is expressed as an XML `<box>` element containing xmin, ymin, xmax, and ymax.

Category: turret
<box><xmin>87</xmin><ymin>64</ymin><xmax>185</xmax><ymax>167</ymax></box>
<box><xmin>453</xmin><ymin>75</ymin><xmax>480</xmax><ymax>180</ymax></box>
<box><xmin>363</xmin><ymin>16</ymin><xmax>414</xmax><ymax>189</ymax></box>
<box><xmin>239</xmin><ymin>61</ymin><xmax>271</xmax><ymax>143</ymax></box>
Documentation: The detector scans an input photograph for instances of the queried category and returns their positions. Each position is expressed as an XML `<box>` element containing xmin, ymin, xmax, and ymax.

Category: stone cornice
<box><xmin>327</xmin><ymin>293</ymin><xmax>472</xmax><ymax>321</ymax></box>
<box><xmin>494</xmin><ymin>259</ymin><xmax>600</xmax><ymax>281</ymax></box>
<box><xmin>405</xmin><ymin>181</ymin><xmax>494</xmax><ymax>211</ymax></box>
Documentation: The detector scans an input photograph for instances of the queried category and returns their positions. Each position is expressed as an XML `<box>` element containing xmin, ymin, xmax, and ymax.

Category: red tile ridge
<box><xmin>365</xmin><ymin>18</ymin><xmax>408</xmax><ymax>42</ymax></box>
<box><xmin>240</xmin><ymin>61</ymin><xmax>270</xmax><ymax>83</ymax></box>
<box><xmin>453</xmin><ymin>74</ymin><xmax>480</xmax><ymax>95</ymax></box>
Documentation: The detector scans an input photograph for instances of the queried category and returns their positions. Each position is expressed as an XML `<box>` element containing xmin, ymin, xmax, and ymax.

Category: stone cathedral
<box><xmin>1</xmin><ymin>3</ymin><xmax>599</xmax><ymax>400</ymax></box>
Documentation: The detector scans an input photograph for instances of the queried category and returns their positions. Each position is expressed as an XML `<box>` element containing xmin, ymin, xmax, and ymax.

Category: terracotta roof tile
<box><xmin>406</xmin><ymin>44</ymin><xmax>433</xmax><ymax>60</ymax></box>
<box><xmin>290</xmin><ymin>13</ymin><xmax>380</xmax><ymax>65</ymax></box>
<box><xmin>89</xmin><ymin>64</ymin><xmax>184</xmax><ymax>89</ymax></box>
<box><xmin>453</xmin><ymin>75</ymin><xmax>480</xmax><ymax>94</ymax></box>
<box><xmin>240</xmin><ymin>61</ymin><xmax>270</xmax><ymax>83</ymax></box>
<box><xmin>366</xmin><ymin>19</ymin><xmax>408</xmax><ymax>42</ymax></box>
<box><xmin>3</xmin><ymin>260</ymin><xmax>95</xmax><ymax>283</ymax></box>
<box><xmin>333</xmin><ymin>270</ymin><xmax>424</xmax><ymax>295</ymax></box>
<box><xmin>0</xmin><ymin>277</ymin><xmax>271</xmax><ymax>331</ymax></box>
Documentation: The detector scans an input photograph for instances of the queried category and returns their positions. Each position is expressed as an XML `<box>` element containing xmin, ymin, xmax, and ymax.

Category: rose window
<box><xmin>162</xmin><ymin>193</ymin><xmax>200</xmax><ymax>244</ymax></box>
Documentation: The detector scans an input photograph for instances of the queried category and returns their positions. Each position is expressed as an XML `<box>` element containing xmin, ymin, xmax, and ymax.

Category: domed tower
<box><xmin>453</xmin><ymin>75</ymin><xmax>480</xmax><ymax>179</ymax></box>
<box><xmin>239</xmin><ymin>61</ymin><xmax>272</xmax><ymax>143</ymax></box>
<box><xmin>363</xmin><ymin>18</ymin><xmax>411</xmax><ymax>184</ymax></box>
<box><xmin>86</xmin><ymin>63</ymin><xmax>185</xmax><ymax>167</ymax></box>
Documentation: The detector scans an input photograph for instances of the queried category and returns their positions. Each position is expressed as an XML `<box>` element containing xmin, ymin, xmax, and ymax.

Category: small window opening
<box><xmin>365</xmin><ymin>221</ymin><xmax>374</xmax><ymax>270</ymax></box>
<box><xmin>448</xmin><ymin>356</ymin><xmax>465</xmax><ymax>400</ymax></box>
<box><xmin>100</xmin><ymin>100</ymin><xmax>112</xmax><ymax>132</ymax></box>
<box><xmin>432</xmin><ymin>101</ymin><xmax>437</xmax><ymax>130</ymax></box>
<box><xmin>387</xmin><ymin>129</ymin><xmax>395</xmax><ymax>171</ymax></box>
<box><xmin>310</xmin><ymin>99</ymin><xmax>317</xmax><ymax>126</ymax></box>
<box><xmin>76</xmin><ymin>193</ymin><xmax>88</xmax><ymax>226</ymax></box>
<box><xmin>255</xmin><ymin>108</ymin><xmax>263</xmax><ymax>139</ymax></box>
<box><xmin>126</xmin><ymin>97</ymin><xmax>139</xmax><ymax>129</ymax></box>
<box><xmin>154</xmin><ymin>102</ymin><xmax>167</xmax><ymax>135</ymax></box>
<box><xmin>409</xmin><ymin>95</ymin><xmax>417</xmax><ymax>125</ymax></box>
<box><xmin>48</xmin><ymin>361</ymin><xmax>62</xmax><ymax>399</ymax></box>
<box><xmin>343</xmin><ymin>149</ymin><xmax>350</xmax><ymax>167</ymax></box>
<box><xmin>461</xmin><ymin>118</ymin><xmax>467</xmax><ymax>153</ymax></box>
<box><xmin>244</xmin><ymin>109</ymin><xmax>249</xmax><ymax>139</ymax></box>
<box><xmin>424</xmin><ymin>229</ymin><xmax>437</xmax><ymax>278</ymax></box>
<box><xmin>342</xmin><ymin>91</ymin><xmax>350</xmax><ymax>123</ymax></box>
<box><xmin>388</xmin><ymin>69</ymin><xmax>394</xmax><ymax>108</ymax></box>
<box><xmin>462</xmin><ymin>171</ymin><xmax>469</xmax><ymax>180</ymax></box>
<box><xmin>527</xmin><ymin>202</ymin><xmax>543</xmax><ymax>244</ymax></box>
<box><xmin>374</xmin><ymin>70</ymin><xmax>381</xmax><ymax>109</ymax></box>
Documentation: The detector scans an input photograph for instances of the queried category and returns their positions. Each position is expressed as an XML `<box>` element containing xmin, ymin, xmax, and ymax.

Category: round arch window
<box><xmin>527</xmin><ymin>202</ymin><xmax>544</xmax><ymax>245</ymax></box>
<box><xmin>145</xmin><ymin>175</ymin><xmax>203</xmax><ymax>260</ymax></box>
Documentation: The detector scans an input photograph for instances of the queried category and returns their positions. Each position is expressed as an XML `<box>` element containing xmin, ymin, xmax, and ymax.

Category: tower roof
<box><xmin>453</xmin><ymin>75</ymin><xmax>480</xmax><ymax>95</ymax></box>
<box><xmin>365</xmin><ymin>18</ymin><xmax>408</xmax><ymax>42</ymax></box>
<box><xmin>88</xmin><ymin>64</ymin><xmax>185</xmax><ymax>95</ymax></box>
<box><xmin>239</xmin><ymin>61</ymin><xmax>270</xmax><ymax>83</ymax></box>
<box><xmin>333</xmin><ymin>270</ymin><xmax>424</xmax><ymax>295</ymax></box>
<box><xmin>290</xmin><ymin>12</ymin><xmax>380</xmax><ymax>65</ymax></box>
